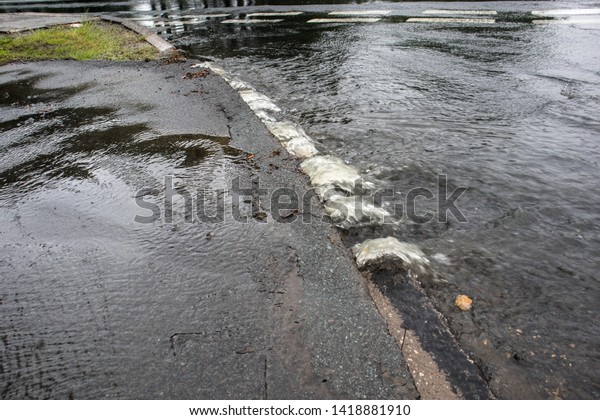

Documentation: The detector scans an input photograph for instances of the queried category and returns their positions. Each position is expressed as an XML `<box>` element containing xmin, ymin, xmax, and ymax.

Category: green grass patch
<box><xmin>0</xmin><ymin>20</ymin><xmax>158</xmax><ymax>65</ymax></box>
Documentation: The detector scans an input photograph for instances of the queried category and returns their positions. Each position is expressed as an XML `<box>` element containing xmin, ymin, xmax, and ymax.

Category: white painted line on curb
<box><xmin>407</xmin><ymin>17</ymin><xmax>496</xmax><ymax>24</ymax></box>
<box><xmin>423</xmin><ymin>9</ymin><xmax>497</xmax><ymax>15</ymax></box>
<box><xmin>532</xmin><ymin>9</ymin><xmax>600</xmax><ymax>16</ymax></box>
<box><xmin>221</xmin><ymin>19</ymin><xmax>284</xmax><ymax>24</ymax></box>
<box><xmin>194</xmin><ymin>61</ymin><xmax>395</xmax><ymax>227</ymax></box>
<box><xmin>328</xmin><ymin>10</ymin><xmax>391</xmax><ymax>16</ymax></box>
<box><xmin>308</xmin><ymin>18</ymin><xmax>381</xmax><ymax>23</ymax></box>
<box><xmin>246</xmin><ymin>12</ymin><xmax>303</xmax><ymax>17</ymax></box>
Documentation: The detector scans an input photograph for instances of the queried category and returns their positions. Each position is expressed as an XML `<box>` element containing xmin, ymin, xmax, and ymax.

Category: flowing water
<box><xmin>2</xmin><ymin>0</ymin><xmax>600</xmax><ymax>398</ymax></box>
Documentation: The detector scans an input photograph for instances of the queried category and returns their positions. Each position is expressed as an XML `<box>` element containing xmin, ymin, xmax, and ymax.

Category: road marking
<box><xmin>308</xmin><ymin>18</ymin><xmax>381</xmax><ymax>23</ymax></box>
<box><xmin>221</xmin><ymin>19</ymin><xmax>284</xmax><ymax>24</ymax></box>
<box><xmin>181</xmin><ymin>14</ymin><xmax>231</xmax><ymax>19</ymax></box>
<box><xmin>128</xmin><ymin>16</ymin><xmax>161</xmax><ymax>21</ymax></box>
<box><xmin>407</xmin><ymin>17</ymin><xmax>495</xmax><ymax>24</ymax></box>
<box><xmin>423</xmin><ymin>9</ymin><xmax>497</xmax><ymax>15</ymax></box>
<box><xmin>194</xmin><ymin>62</ymin><xmax>319</xmax><ymax>160</ymax></box>
<box><xmin>328</xmin><ymin>10</ymin><xmax>392</xmax><ymax>16</ymax></box>
<box><xmin>533</xmin><ymin>18</ymin><xmax>600</xmax><ymax>25</ymax></box>
<box><xmin>129</xmin><ymin>14</ymin><xmax>230</xmax><ymax>21</ymax></box>
<box><xmin>246</xmin><ymin>12</ymin><xmax>303</xmax><ymax>17</ymax></box>
<box><xmin>532</xmin><ymin>9</ymin><xmax>600</xmax><ymax>16</ymax></box>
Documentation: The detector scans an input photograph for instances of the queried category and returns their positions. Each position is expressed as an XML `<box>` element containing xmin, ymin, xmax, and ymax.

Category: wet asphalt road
<box><xmin>0</xmin><ymin>3</ymin><xmax>597</xmax><ymax>398</ymax></box>
<box><xmin>0</xmin><ymin>61</ymin><xmax>418</xmax><ymax>399</ymax></box>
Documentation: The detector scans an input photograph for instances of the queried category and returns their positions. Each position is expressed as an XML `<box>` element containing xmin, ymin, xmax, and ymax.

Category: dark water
<box><xmin>169</xmin><ymin>2</ymin><xmax>600</xmax><ymax>398</ymax></box>
<box><xmin>2</xmin><ymin>0</ymin><xmax>600</xmax><ymax>399</ymax></box>
<box><xmin>0</xmin><ymin>0</ymin><xmax>374</xmax><ymax>14</ymax></box>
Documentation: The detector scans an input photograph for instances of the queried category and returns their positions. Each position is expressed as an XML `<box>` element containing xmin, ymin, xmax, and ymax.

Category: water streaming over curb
<box><xmin>196</xmin><ymin>60</ymin><xmax>493</xmax><ymax>398</ymax></box>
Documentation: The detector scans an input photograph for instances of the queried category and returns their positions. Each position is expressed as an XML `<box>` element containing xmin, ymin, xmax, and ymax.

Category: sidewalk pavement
<box><xmin>0</xmin><ymin>12</ymin><xmax>90</xmax><ymax>33</ymax></box>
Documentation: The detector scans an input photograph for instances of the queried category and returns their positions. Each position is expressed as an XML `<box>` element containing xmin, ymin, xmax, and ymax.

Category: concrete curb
<box><xmin>0</xmin><ymin>12</ymin><xmax>176</xmax><ymax>54</ymax></box>
<box><xmin>100</xmin><ymin>15</ymin><xmax>176</xmax><ymax>53</ymax></box>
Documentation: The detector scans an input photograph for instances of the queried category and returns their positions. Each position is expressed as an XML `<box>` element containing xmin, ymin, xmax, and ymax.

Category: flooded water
<box><xmin>171</xmin><ymin>1</ymin><xmax>600</xmax><ymax>399</ymax></box>
<box><xmin>2</xmin><ymin>0</ymin><xmax>600</xmax><ymax>399</ymax></box>
<box><xmin>0</xmin><ymin>63</ymin><xmax>299</xmax><ymax>399</ymax></box>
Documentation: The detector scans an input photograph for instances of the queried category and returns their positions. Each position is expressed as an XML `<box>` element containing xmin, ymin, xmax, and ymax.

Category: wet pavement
<box><xmin>0</xmin><ymin>61</ymin><xmax>418</xmax><ymax>399</ymax></box>
<box><xmin>2</xmin><ymin>0</ymin><xmax>600</xmax><ymax>401</ymax></box>
<box><xmin>165</xmin><ymin>2</ymin><xmax>600</xmax><ymax>399</ymax></box>
<box><xmin>0</xmin><ymin>12</ymin><xmax>88</xmax><ymax>33</ymax></box>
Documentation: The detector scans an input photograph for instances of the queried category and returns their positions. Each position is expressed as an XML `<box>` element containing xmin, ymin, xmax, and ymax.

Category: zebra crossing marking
<box><xmin>328</xmin><ymin>10</ymin><xmax>392</xmax><ymax>16</ymax></box>
<box><xmin>221</xmin><ymin>19</ymin><xmax>284</xmax><ymax>24</ymax></box>
<box><xmin>423</xmin><ymin>10</ymin><xmax>497</xmax><ymax>15</ymax></box>
<box><xmin>407</xmin><ymin>17</ymin><xmax>495</xmax><ymax>24</ymax></box>
<box><xmin>246</xmin><ymin>12</ymin><xmax>304</xmax><ymax>17</ymax></box>
<box><xmin>532</xmin><ymin>9</ymin><xmax>600</xmax><ymax>16</ymax></box>
<box><xmin>308</xmin><ymin>18</ymin><xmax>382</xmax><ymax>23</ymax></box>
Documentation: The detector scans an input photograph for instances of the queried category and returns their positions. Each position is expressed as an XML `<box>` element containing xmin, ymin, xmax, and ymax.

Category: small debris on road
<box><xmin>182</xmin><ymin>69</ymin><xmax>209</xmax><ymax>79</ymax></box>
<box><xmin>455</xmin><ymin>295</ymin><xmax>473</xmax><ymax>311</ymax></box>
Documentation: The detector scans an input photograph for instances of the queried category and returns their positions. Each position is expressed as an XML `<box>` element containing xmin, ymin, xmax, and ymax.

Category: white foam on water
<box><xmin>246</xmin><ymin>12</ymin><xmax>303</xmax><ymax>17</ymax></box>
<box><xmin>253</xmin><ymin>110</ymin><xmax>278</xmax><ymax>123</ymax></box>
<box><xmin>192</xmin><ymin>62</ymin><xmax>394</xmax><ymax>228</ymax></box>
<box><xmin>226</xmin><ymin>78</ymin><xmax>252</xmax><ymax>91</ymax></box>
<box><xmin>325</xmin><ymin>194</ymin><xmax>391</xmax><ymax>226</ymax></box>
<box><xmin>300</xmin><ymin>155</ymin><xmax>371</xmax><ymax>195</ymax></box>
<box><xmin>308</xmin><ymin>18</ymin><xmax>381</xmax><ymax>23</ymax></box>
<box><xmin>353</xmin><ymin>237</ymin><xmax>430</xmax><ymax>271</ymax></box>
<box><xmin>532</xmin><ymin>9</ymin><xmax>600</xmax><ymax>16</ymax></box>
<box><xmin>267</xmin><ymin>121</ymin><xmax>308</xmax><ymax>141</ymax></box>
<box><xmin>285</xmin><ymin>137</ymin><xmax>319</xmax><ymax>159</ymax></box>
<box><xmin>265</xmin><ymin>121</ymin><xmax>319</xmax><ymax>158</ymax></box>
<box><xmin>407</xmin><ymin>17</ymin><xmax>495</xmax><ymax>24</ymax></box>
<box><xmin>432</xmin><ymin>253</ymin><xmax>451</xmax><ymax>265</ymax></box>
<box><xmin>190</xmin><ymin>63</ymin><xmax>318</xmax><ymax>157</ymax></box>
<box><xmin>221</xmin><ymin>19</ymin><xmax>284</xmax><ymax>24</ymax></box>
<box><xmin>238</xmin><ymin>89</ymin><xmax>282</xmax><ymax>113</ymax></box>
<box><xmin>423</xmin><ymin>9</ymin><xmax>497</xmax><ymax>15</ymax></box>
<box><xmin>265</xmin><ymin>120</ymin><xmax>310</xmax><ymax>142</ymax></box>
<box><xmin>328</xmin><ymin>10</ymin><xmax>391</xmax><ymax>16</ymax></box>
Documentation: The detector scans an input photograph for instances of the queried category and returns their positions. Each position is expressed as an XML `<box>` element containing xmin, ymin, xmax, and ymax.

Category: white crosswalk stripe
<box><xmin>246</xmin><ymin>12</ymin><xmax>303</xmax><ymax>17</ymax></box>
<box><xmin>308</xmin><ymin>18</ymin><xmax>381</xmax><ymax>23</ymax></box>
<box><xmin>221</xmin><ymin>19</ymin><xmax>284</xmax><ymax>24</ymax></box>
<box><xmin>532</xmin><ymin>9</ymin><xmax>600</xmax><ymax>16</ymax></box>
<box><xmin>407</xmin><ymin>17</ymin><xmax>495</xmax><ymax>24</ymax></box>
<box><xmin>328</xmin><ymin>10</ymin><xmax>391</xmax><ymax>16</ymax></box>
<box><xmin>423</xmin><ymin>10</ymin><xmax>497</xmax><ymax>15</ymax></box>
<box><xmin>533</xmin><ymin>17</ymin><xmax>600</xmax><ymax>25</ymax></box>
<box><xmin>180</xmin><ymin>14</ymin><xmax>231</xmax><ymax>19</ymax></box>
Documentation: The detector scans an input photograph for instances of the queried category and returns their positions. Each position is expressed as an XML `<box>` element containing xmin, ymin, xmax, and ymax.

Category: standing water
<box><xmin>2</xmin><ymin>0</ymin><xmax>600</xmax><ymax>399</ymax></box>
